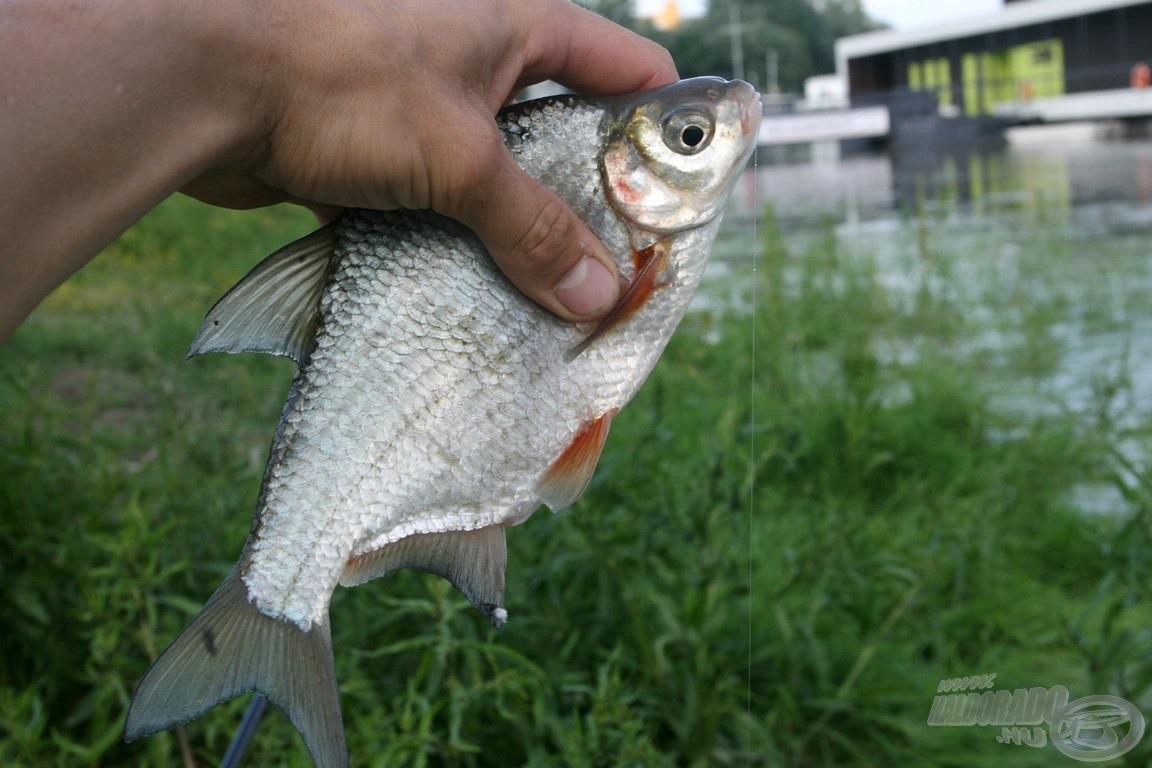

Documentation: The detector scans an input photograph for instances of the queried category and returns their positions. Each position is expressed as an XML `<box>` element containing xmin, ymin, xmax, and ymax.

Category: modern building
<box><xmin>836</xmin><ymin>0</ymin><xmax>1152</xmax><ymax>120</ymax></box>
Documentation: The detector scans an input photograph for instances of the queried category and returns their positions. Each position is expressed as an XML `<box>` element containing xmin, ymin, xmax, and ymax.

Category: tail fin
<box><xmin>124</xmin><ymin>572</ymin><xmax>347</xmax><ymax>768</ymax></box>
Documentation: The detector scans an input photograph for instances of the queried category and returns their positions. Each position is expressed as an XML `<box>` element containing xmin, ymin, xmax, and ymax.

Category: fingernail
<box><xmin>555</xmin><ymin>257</ymin><xmax>618</xmax><ymax>317</ymax></box>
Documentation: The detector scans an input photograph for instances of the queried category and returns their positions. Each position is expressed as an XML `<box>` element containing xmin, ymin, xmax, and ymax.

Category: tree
<box><xmin>629</xmin><ymin>0</ymin><xmax>883</xmax><ymax>93</ymax></box>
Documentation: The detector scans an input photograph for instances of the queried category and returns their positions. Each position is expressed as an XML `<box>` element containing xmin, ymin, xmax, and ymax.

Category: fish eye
<box><xmin>662</xmin><ymin>109</ymin><xmax>713</xmax><ymax>155</ymax></box>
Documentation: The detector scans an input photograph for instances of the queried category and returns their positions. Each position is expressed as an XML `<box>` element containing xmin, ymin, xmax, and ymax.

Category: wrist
<box><xmin>160</xmin><ymin>0</ymin><xmax>277</xmax><ymax>176</ymax></box>
<box><xmin>0</xmin><ymin>0</ymin><xmax>276</xmax><ymax>337</ymax></box>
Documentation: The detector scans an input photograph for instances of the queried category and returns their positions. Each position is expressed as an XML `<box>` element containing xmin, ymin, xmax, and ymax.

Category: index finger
<box><xmin>519</xmin><ymin>1</ymin><xmax>678</xmax><ymax>96</ymax></box>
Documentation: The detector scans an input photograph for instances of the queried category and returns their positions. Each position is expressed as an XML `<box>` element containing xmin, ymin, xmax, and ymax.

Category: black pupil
<box><xmin>681</xmin><ymin>125</ymin><xmax>706</xmax><ymax>148</ymax></box>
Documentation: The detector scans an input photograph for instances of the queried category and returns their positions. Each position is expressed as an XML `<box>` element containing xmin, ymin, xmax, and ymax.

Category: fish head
<box><xmin>602</xmin><ymin>77</ymin><xmax>761</xmax><ymax>236</ymax></box>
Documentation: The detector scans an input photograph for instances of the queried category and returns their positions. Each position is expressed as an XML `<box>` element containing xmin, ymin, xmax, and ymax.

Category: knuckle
<box><xmin>509</xmin><ymin>195</ymin><xmax>573</xmax><ymax>279</ymax></box>
<box><xmin>427</xmin><ymin>125</ymin><xmax>582</xmax><ymax>284</ymax></box>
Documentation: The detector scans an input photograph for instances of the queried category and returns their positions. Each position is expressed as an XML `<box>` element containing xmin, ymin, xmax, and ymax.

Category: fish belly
<box><xmin>239</xmin><ymin>211</ymin><xmax>634</xmax><ymax>627</ymax></box>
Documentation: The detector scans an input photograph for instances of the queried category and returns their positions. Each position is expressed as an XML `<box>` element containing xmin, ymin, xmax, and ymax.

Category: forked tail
<box><xmin>124</xmin><ymin>572</ymin><xmax>347</xmax><ymax>768</ymax></box>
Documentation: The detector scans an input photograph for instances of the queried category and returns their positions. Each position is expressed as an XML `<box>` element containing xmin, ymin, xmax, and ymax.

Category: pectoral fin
<box><xmin>187</xmin><ymin>224</ymin><xmax>337</xmax><ymax>365</ymax></box>
<box><xmin>537</xmin><ymin>410</ymin><xmax>615</xmax><ymax>511</ymax></box>
<box><xmin>569</xmin><ymin>242</ymin><xmax>669</xmax><ymax>359</ymax></box>
<box><xmin>341</xmin><ymin>527</ymin><xmax>508</xmax><ymax>627</ymax></box>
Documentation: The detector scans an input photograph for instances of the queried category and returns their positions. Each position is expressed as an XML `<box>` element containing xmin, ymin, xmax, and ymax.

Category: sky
<box><xmin>860</xmin><ymin>0</ymin><xmax>1003</xmax><ymax>30</ymax></box>
<box><xmin>635</xmin><ymin>0</ymin><xmax>1007</xmax><ymax>31</ymax></box>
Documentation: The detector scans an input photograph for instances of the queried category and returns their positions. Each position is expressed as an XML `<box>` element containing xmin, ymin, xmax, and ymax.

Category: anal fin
<box><xmin>538</xmin><ymin>410</ymin><xmax>615</xmax><ymax>511</ymax></box>
<box><xmin>124</xmin><ymin>572</ymin><xmax>346</xmax><ymax>768</ymax></box>
<box><xmin>341</xmin><ymin>527</ymin><xmax>508</xmax><ymax>628</ymax></box>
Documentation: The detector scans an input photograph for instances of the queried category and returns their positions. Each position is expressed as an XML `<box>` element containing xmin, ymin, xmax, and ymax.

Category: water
<box><xmin>727</xmin><ymin>127</ymin><xmax>1152</xmax><ymax>229</ymax></box>
<box><xmin>716</xmin><ymin>125</ymin><xmax>1152</xmax><ymax>515</ymax></box>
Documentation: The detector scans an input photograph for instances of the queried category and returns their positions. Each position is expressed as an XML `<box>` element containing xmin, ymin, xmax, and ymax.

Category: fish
<box><xmin>123</xmin><ymin>76</ymin><xmax>761</xmax><ymax>767</ymax></box>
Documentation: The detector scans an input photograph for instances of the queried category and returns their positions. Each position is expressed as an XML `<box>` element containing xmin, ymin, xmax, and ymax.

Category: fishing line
<box><xmin>746</xmin><ymin>145</ymin><xmax>759</xmax><ymax>767</ymax></box>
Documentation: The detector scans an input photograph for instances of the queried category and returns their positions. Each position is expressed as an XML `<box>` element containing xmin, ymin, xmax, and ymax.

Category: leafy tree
<box><xmin>604</xmin><ymin>0</ymin><xmax>883</xmax><ymax>93</ymax></box>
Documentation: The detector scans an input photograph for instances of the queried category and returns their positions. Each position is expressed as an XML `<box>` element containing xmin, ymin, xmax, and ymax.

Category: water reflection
<box><xmin>729</xmin><ymin>128</ymin><xmax>1152</xmax><ymax>230</ymax></box>
<box><xmin>719</xmin><ymin>128</ymin><xmax>1152</xmax><ymax>515</ymax></box>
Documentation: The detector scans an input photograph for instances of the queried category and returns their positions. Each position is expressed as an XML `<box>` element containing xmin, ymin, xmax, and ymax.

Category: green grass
<box><xmin>1</xmin><ymin>195</ymin><xmax>1151</xmax><ymax>766</ymax></box>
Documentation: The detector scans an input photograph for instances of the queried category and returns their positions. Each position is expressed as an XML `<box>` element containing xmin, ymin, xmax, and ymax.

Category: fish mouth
<box><xmin>741</xmin><ymin>90</ymin><xmax>763</xmax><ymax>141</ymax></box>
<box><xmin>726</xmin><ymin>79</ymin><xmax>763</xmax><ymax>146</ymax></box>
<box><xmin>698</xmin><ymin>77</ymin><xmax>762</xmax><ymax>156</ymax></box>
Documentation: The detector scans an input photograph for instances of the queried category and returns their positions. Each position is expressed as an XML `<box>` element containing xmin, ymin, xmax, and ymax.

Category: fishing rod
<box><xmin>219</xmin><ymin>696</ymin><xmax>268</xmax><ymax>768</ymax></box>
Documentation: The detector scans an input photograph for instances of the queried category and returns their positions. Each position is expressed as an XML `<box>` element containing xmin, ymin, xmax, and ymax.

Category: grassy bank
<box><xmin>1</xmin><ymin>195</ymin><xmax>1150</xmax><ymax>766</ymax></box>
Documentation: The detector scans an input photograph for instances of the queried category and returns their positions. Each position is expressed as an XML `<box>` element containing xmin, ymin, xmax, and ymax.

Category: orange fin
<box><xmin>568</xmin><ymin>243</ymin><xmax>669</xmax><ymax>359</ymax></box>
<box><xmin>538</xmin><ymin>411</ymin><xmax>616</xmax><ymax>511</ymax></box>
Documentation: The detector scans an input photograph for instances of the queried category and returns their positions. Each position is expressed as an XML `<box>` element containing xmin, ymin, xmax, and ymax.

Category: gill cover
<box><xmin>601</xmin><ymin>77</ymin><xmax>756</xmax><ymax>234</ymax></box>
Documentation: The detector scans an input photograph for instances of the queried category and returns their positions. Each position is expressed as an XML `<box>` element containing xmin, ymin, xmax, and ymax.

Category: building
<box><xmin>836</xmin><ymin>0</ymin><xmax>1152</xmax><ymax>119</ymax></box>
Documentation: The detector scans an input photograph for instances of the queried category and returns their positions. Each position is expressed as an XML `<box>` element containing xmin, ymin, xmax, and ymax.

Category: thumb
<box><xmin>442</xmin><ymin>147</ymin><xmax>621</xmax><ymax>322</ymax></box>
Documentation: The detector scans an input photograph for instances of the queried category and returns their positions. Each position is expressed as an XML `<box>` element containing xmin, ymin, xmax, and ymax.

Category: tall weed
<box><xmin>0</xmin><ymin>197</ymin><xmax>1148</xmax><ymax>766</ymax></box>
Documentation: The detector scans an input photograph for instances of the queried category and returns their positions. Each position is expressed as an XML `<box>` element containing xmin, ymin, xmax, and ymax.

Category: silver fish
<box><xmin>124</xmin><ymin>77</ymin><xmax>760</xmax><ymax>767</ymax></box>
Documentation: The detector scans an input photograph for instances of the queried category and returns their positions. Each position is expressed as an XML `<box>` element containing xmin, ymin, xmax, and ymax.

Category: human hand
<box><xmin>184</xmin><ymin>0</ymin><xmax>678</xmax><ymax>320</ymax></box>
<box><xmin>0</xmin><ymin>0</ymin><xmax>676</xmax><ymax>340</ymax></box>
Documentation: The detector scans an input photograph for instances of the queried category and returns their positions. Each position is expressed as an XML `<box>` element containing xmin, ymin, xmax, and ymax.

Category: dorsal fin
<box><xmin>340</xmin><ymin>527</ymin><xmax>508</xmax><ymax>628</ymax></box>
<box><xmin>187</xmin><ymin>223</ymin><xmax>337</xmax><ymax>365</ymax></box>
<box><xmin>537</xmin><ymin>410</ymin><xmax>615</xmax><ymax>510</ymax></box>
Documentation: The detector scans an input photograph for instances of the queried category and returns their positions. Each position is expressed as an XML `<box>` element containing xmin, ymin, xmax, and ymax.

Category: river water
<box><xmin>726</xmin><ymin>125</ymin><xmax>1152</xmax><ymax>228</ymax></box>
<box><xmin>715</xmin><ymin>124</ymin><xmax>1152</xmax><ymax>514</ymax></box>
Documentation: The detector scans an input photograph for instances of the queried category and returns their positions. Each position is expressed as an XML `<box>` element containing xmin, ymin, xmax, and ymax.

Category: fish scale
<box><xmin>125</xmin><ymin>77</ymin><xmax>761</xmax><ymax>768</ymax></box>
